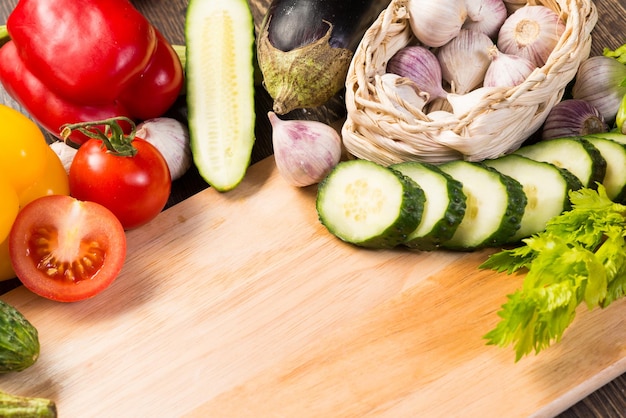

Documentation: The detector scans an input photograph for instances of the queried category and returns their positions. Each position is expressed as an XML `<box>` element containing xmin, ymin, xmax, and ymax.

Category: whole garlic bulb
<box><xmin>49</xmin><ymin>140</ymin><xmax>78</xmax><ymax>174</ymax></box>
<box><xmin>386</xmin><ymin>45</ymin><xmax>447</xmax><ymax>104</ymax></box>
<box><xmin>497</xmin><ymin>5</ymin><xmax>565</xmax><ymax>68</ymax></box>
<box><xmin>463</xmin><ymin>0</ymin><xmax>507</xmax><ymax>39</ymax></box>
<box><xmin>268</xmin><ymin>112</ymin><xmax>342</xmax><ymax>187</ymax></box>
<box><xmin>136</xmin><ymin>118</ymin><xmax>192</xmax><ymax>181</ymax></box>
<box><xmin>483</xmin><ymin>46</ymin><xmax>536</xmax><ymax>88</ymax></box>
<box><xmin>437</xmin><ymin>29</ymin><xmax>494</xmax><ymax>94</ymax></box>
<box><xmin>408</xmin><ymin>0</ymin><xmax>467</xmax><ymax>47</ymax></box>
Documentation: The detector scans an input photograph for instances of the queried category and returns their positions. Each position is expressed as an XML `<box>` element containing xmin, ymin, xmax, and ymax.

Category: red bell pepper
<box><xmin>0</xmin><ymin>0</ymin><xmax>183</xmax><ymax>144</ymax></box>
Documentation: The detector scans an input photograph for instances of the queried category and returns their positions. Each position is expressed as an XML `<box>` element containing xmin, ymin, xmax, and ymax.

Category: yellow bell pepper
<box><xmin>0</xmin><ymin>104</ymin><xmax>70</xmax><ymax>281</ymax></box>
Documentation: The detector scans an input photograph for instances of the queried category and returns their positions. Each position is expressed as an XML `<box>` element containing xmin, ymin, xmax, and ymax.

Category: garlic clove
<box><xmin>572</xmin><ymin>55</ymin><xmax>626</xmax><ymax>123</ymax></box>
<box><xmin>268</xmin><ymin>112</ymin><xmax>342</xmax><ymax>187</ymax></box>
<box><xmin>446</xmin><ymin>86</ymin><xmax>502</xmax><ymax>119</ymax></box>
<box><xmin>49</xmin><ymin>140</ymin><xmax>78</xmax><ymax>174</ymax></box>
<box><xmin>541</xmin><ymin>99</ymin><xmax>609</xmax><ymax>141</ymax></box>
<box><xmin>407</xmin><ymin>0</ymin><xmax>467</xmax><ymax>48</ymax></box>
<box><xmin>136</xmin><ymin>117</ymin><xmax>192</xmax><ymax>181</ymax></box>
<box><xmin>377</xmin><ymin>73</ymin><xmax>429</xmax><ymax>120</ymax></box>
<box><xmin>437</xmin><ymin>29</ymin><xmax>494</xmax><ymax>94</ymax></box>
<box><xmin>386</xmin><ymin>45</ymin><xmax>447</xmax><ymax>103</ymax></box>
<box><xmin>483</xmin><ymin>45</ymin><xmax>536</xmax><ymax>88</ymax></box>
<box><xmin>463</xmin><ymin>0</ymin><xmax>507</xmax><ymax>39</ymax></box>
<box><xmin>496</xmin><ymin>5</ymin><xmax>565</xmax><ymax>68</ymax></box>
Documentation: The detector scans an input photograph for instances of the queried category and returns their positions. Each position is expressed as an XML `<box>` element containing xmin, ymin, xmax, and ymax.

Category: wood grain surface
<box><xmin>0</xmin><ymin>0</ymin><xmax>625</xmax><ymax>417</ymax></box>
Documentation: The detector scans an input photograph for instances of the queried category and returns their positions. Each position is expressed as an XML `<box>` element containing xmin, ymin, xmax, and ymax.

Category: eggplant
<box><xmin>257</xmin><ymin>0</ymin><xmax>391</xmax><ymax>114</ymax></box>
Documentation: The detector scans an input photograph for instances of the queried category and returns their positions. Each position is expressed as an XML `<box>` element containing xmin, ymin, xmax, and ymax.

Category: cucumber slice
<box><xmin>316</xmin><ymin>160</ymin><xmax>425</xmax><ymax>248</ymax></box>
<box><xmin>484</xmin><ymin>154</ymin><xmax>582</xmax><ymax>241</ymax></box>
<box><xmin>438</xmin><ymin>161</ymin><xmax>526</xmax><ymax>249</ymax></box>
<box><xmin>186</xmin><ymin>0</ymin><xmax>256</xmax><ymax>192</ymax></box>
<box><xmin>391</xmin><ymin>162</ymin><xmax>466</xmax><ymax>250</ymax></box>
<box><xmin>583</xmin><ymin>136</ymin><xmax>626</xmax><ymax>203</ymax></box>
<box><xmin>584</xmin><ymin>131</ymin><xmax>626</xmax><ymax>144</ymax></box>
<box><xmin>513</xmin><ymin>137</ymin><xmax>606</xmax><ymax>189</ymax></box>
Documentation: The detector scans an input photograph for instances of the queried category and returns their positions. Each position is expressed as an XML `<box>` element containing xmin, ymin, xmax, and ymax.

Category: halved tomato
<box><xmin>9</xmin><ymin>195</ymin><xmax>126</xmax><ymax>302</ymax></box>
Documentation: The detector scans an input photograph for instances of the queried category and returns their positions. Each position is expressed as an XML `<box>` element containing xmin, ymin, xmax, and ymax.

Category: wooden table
<box><xmin>0</xmin><ymin>1</ymin><xmax>625</xmax><ymax>416</ymax></box>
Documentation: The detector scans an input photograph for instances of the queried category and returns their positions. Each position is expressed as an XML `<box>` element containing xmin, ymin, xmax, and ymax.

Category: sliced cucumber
<box><xmin>186</xmin><ymin>0</ymin><xmax>256</xmax><ymax>192</ymax></box>
<box><xmin>513</xmin><ymin>137</ymin><xmax>606</xmax><ymax>189</ymax></box>
<box><xmin>438</xmin><ymin>161</ymin><xmax>526</xmax><ymax>249</ymax></box>
<box><xmin>583</xmin><ymin>135</ymin><xmax>626</xmax><ymax>203</ymax></box>
<box><xmin>584</xmin><ymin>131</ymin><xmax>626</xmax><ymax>144</ymax></box>
<box><xmin>316</xmin><ymin>160</ymin><xmax>425</xmax><ymax>248</ymax></box>
<box><xmin>484</xmin><ymin>154</ymin><xmax>583</xmax><ymax>241</ymax></box>
<box><xmin>391</xmin><ymin>162</ymin><xmax>466</xmax><ymax>250</ymax></box>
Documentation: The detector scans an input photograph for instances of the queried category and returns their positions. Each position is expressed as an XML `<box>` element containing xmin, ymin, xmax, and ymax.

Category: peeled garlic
<box><xmin>437</xmin><ymin>29</ymin><xmax>493</xmax><ymax>94</ymax></box>
<box><xmin>483</xmin><ymin>46</ymin><xmax>536</xmax><ymax>88</ymax></box>
<box><xmin>268</xmin><ymin>112</ymin><xmax>342</xmax><ymax>187</ymax></box>
<box><xmin>408</xmin><ymin>0</ymin><xmax>467</xmax><ymax>48</ymax></box>
<box><xmin>497</xmin><ymin>5</ymin><xmax>565</xmax><ymax>68</ymax></box>
<box><xmin>463</xmin><ymin>0</ymin><xmax>507</xmax><ymax>39</ymax></box>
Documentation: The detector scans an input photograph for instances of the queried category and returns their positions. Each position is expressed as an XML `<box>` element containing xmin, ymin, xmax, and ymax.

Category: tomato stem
<box><xmin>61</xmin><ymin>117</ymin><xmax>138</xmax><ymax>157</ymax></box>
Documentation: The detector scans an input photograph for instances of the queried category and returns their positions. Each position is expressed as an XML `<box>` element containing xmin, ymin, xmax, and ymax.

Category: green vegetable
<box><xmin>480</xmin><ymin>186</ymin><xmax>626</xmax><ymax>360</ymax></box>
<box><xmin>185</xmin><ymin>0</ymin><xmax>256</xmax><ymax>192</ymax></box>
<box><xmin>483</xmin><ymin>154</ymin><xmax>582</xmax><ymax>241</ymax></box>
<box><xmin>0</xmin><ymin>390</ymin><xmax>56</xmax><ymax>417</ymax></box>
<box><xmin>0</xmin><ymin>25</ymin><xmax>8</xmax><ymax>47</ymax></box>
<box><xmin>391</xmin><ymin>162</ymin><xmax>466</xmax><ymax>250</ymax></box>
<box><xmin>603</xmin><ymin>44</ymin><xmax>626</xmax><ymax>65</ymax></box>
<box><xmin>438</xmin><ymin>161</ymin><xmax>527</xmax><ymax>249</ymax></box>
<box><xmin>316</xmin><ymin>159</ymin><xmax>425</xmax><ymax>248</ymax></box>
<box><xmin>513</xmin><ymin>137</ymin><xmax>606</xmax><ymax>189</ymax></box>
<box><xmin>583</xmin><ymin>135</ymin><xmax>626</xmax><ymax>202</ymax></box>
<box><xmin>0</xmin><ymin>300</ymin><xmax>39</xmax><ymax>373</ymax></box>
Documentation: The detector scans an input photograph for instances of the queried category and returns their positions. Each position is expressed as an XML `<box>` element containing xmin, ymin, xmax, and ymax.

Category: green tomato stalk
<box><xmin>60</xmin><ymin>117</ymin><xmax>138</xmax><ymax>157</ymax></box>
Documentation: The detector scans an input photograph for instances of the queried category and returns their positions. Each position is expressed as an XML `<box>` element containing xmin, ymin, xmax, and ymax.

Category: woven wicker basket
<box><xmin>342</xmin><ymin>0</ymin><xmax>598</xmax><ymax>165</ymax></box>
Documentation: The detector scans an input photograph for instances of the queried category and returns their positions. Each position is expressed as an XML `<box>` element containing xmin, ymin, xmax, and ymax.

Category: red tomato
<box><xmin>69</xmin><ymin>137</ymin><xmax>171</xmax><ymax>229</ymax></box>
<box><xmin>9</xmin><ymin>195</ymin><xmax>126</xmax><ymax>302</ymax></box>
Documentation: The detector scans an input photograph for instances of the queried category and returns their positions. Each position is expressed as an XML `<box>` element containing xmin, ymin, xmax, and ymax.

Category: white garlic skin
<box><xmin>136</xmin><ymin>117</ymin><xmax>191</xmax><ymax>181</ymax></box>
<box><xmin>572</xmin><ymin>56</ymin><xmax>626</xmax><ymax>123</ymax></box>
<box><xmin>463</xmin><ymin>0</ymin><xmax>507</xmax><ymax>39</ymax></box>
<box><xmin>268</xmin><ymin>112</ymin><xmax>342</xmax><ymax>187</ymax></box>
<box><xmin>378</xmin><ymin>73</ymin><xmax>429</xmax><ymax>119</ymax></box>
<box><xmin>447</xmin><ymin>86</ymin><xmax>501</xmax><ymax>118</ymax></box>
<box><xmin>49</xmin><ymin>140</ymin><xmax>78</xmax><ymax>174</ymax></box>
<box><xmin>437</xmin><ymin>29</ymin><xmax>494</xmax><ymax>94</ymax></box>
<box><xmin>408</xmin><ymin>0</ymin><xmax>467</xmax><ymax>47</ymax></box>
<box><xmin>386</xmin><ymin>46</ymin><xmax>447</xmax><ymax>103</ymax></box>
<box><xmin>497</xmin><ymin>5</ymin><xmax>565</xmax><ymax>68</ymax></box>
<box><xmin>483</xmin><ymin>46</ymin><xmax>536</xmax><ymax>88</ymax></box>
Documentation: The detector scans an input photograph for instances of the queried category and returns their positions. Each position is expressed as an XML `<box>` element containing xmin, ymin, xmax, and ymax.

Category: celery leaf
<box><xmin>482</xmin><ymin>186</ymin><xmax>626</xmax><ymax>360</ymax></box>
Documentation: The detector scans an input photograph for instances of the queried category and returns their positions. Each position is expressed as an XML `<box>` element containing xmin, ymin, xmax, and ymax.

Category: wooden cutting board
<box><xmin>0</xmin><ymin>156</ymin><xmax>625</xmax><ymax>417</ymax></box>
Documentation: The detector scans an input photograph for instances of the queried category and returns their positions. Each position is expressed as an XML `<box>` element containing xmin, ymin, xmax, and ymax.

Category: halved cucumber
<box><xmin>316</xmin><ymin>160</ymin><xmax>425</xmax><ymax>248</ymax></box>
<box><xmin>583</xmin><ymin>135</ymin><xmax>626</xmax><ymax>203</ymax></box>
<box><xmin>513</xmin><ymin>137</ymin><xmax>606</xmax><ymax>189</ymax></box>
<box><xmin>438</xmin><ymin>161</ymin><xmax>526</xmax><ymax>249</ymax></box>
<box><xmin>186</xmin><ymin>0</ymin><xmax>256</xmax><ymax>191</ymax></box>
<box><xmin>391</xmin><ymin>162</ymin><xmax>466</xmax><ymax>250</ymax></box>
<box><xmin>483</xmin><ymin>154</ymin><xmax>583</xmax><ymax>241</ymax></box>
